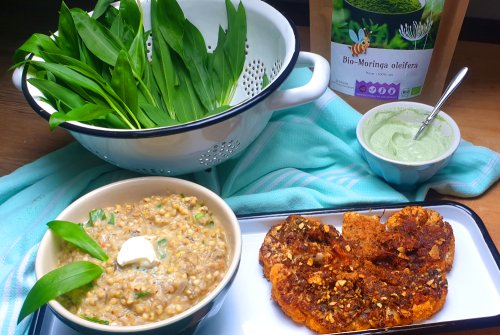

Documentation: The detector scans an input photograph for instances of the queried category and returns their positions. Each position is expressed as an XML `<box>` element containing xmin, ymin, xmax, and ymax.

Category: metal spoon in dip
<box><xmin>414</xmin><ymin>67</ymin><xmax>469</xmax><ymax>140</ymax></box>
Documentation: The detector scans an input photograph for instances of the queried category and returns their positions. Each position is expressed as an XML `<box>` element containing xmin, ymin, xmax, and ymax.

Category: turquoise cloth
<box><xmin>1</xmin><ymin>68</ymin><xmax>499</xmax><ymax>334</ymax></box>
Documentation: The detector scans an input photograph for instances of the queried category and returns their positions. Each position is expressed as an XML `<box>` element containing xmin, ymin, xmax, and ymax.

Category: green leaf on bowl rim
<box><xmin>17</xmin><ymin>261</ymin><xmax>103</xmax><ymax>324</ymax></box>
<box><xmin>47</xmin><ymin>220</ymin><xmax>108</xmax><ymax>262</ymax></box>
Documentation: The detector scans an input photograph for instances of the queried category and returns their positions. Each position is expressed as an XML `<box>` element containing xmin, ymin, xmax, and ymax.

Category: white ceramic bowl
<box><xmin>35</xmin><ymin>177</ymin><xmax>242</xmax><ymax>335</ymax></box>
<box><xmin>356</xmin><ymin>101</ymin><xmax>461</xmax><ymax>188</ymax></box>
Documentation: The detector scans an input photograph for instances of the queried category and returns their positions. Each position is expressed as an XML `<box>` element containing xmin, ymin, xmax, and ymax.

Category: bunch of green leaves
<box><xmin>149</xmin><ymin>0</ymin><xmax>247</xmax><ymax>123</ymax></box>
<box><xmin>13</xmin><ymin>0</ymin><xmax>247</xmax><ymax>130</ymax></box>
<box><xmin>17</xmin><ymin>220</ymin><xmax>108</xmax><ymax>324</ymax></box>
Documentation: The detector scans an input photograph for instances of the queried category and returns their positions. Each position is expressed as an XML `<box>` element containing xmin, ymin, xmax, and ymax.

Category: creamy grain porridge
<box><xmin>57</xmin><ymin>193</ymin><xmax>229</xmax><ymax>326</ymax></box>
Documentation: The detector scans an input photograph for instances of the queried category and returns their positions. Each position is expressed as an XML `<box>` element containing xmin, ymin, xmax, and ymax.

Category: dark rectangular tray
<box><xmin>29</xmin><ymin>201</ymin><xmax>500</xmax><ymax>335</ymax></box>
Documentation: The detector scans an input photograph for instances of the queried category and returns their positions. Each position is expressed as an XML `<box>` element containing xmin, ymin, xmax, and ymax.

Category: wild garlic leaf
<box><xmin>151</xmin><ymin>2</ymin><xmax>177</xmax><ymax>119</ymax></box>
<box><xmin>27</xmin><ymin>78</ymin><xmax>86</xmax><ymax>110</ymax></box>
<box><xmin>209</xmin><ymin>26</ymin><xmax>234</xmax><ymax>106</ymax></box>
<box><xmin>72</xmin><ymin>9</ymin><xmax>125</xmax><ymax>66</ymax></box>
<box><xmin>17</xmin><ymin>261</ymin><xmax>103</xmax><ymax>324</ymax></box>
<box><xmin>47</xmin><ymin>220</ymin><xmax>108</xmax><ymax>261</ymax></box>
<box><xmin>30</xmin><ymin>61</ymin><xmax>104</xmax><ymax>97</ymax></box>
<box><xmin>111</xmin><ymin>50</ymin><xmax>139</xmax><ymax>118</ymax></box>
<box><xmin>181</xmin><ymin>20</ymin><xmax>216</xmax><ymax>112</ymax></box>
<box><xmin>139</xmin><ymin>100</ymin><xmax>179</xmax><ymax>127</ymax></box>
<box><xmin>153</xmin><ymin>0</ymin><xmax>186</xmax><ymax>57</ymax></box>
<box><xmin>110</xmin><ymin>13</ymin><xmax>135</xmax><ymax>49</ymax></box>
<box><xmin>224</xmin><ymin>0</ymin><xmax>247</xmax><ymax>82</ymax></box>
<box><xmin>49</xmin><ymin>103</ymin><xmax>113</xmax><ymax>130</ymax></box>
<box><xmin>91</xmin><ymin>0</ymin><xmax>115</xmax><ymax>20</ymax></box>
<box><xmin>128</xmin><ymin>26</ymin><xmax>147</xmax><ymax>78</ymax></box>
<box><xmin>119</xmin><ymin>0</ymin><xmax>142</xmax><ymax>36</ymax></box>
<box><xmin>12</xmin><ymin>34</ymin><xmax>61</xmax><ymax>68</ymax></box>
<box><xmin>38</xmin><ymin>51</ymin><xmax>108</xmax><ymax>87</ymax></box>
<box><xmin>57</xmin><ymin>2</ymin><xmax>80</xmax><ymax>59</ymax></box>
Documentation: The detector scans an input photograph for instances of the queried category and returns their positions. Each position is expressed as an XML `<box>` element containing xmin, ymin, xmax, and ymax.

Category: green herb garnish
<box><xmin>86</xmin><ymin>208</ymin><xmax>107</xmax><ymax>226</ymax></box>
<box><xmin>157</xmin><ymin>238</ymin><xmax>168</xmax><ymax>259</ymax></box>
<box><xmin>194</xmin><ymin>212</ymin><xmax>205</xmax><ymax>220</ymax></box>
<box><xmin>18</xmin><ymin>262</ymin><xmax>103</xmax><ymax>324</ymax></box>
<box><xmin>14</xmin><ymin>0</ymin><xmax>247</xmax><ymax>130</ymax></box>
<box><xmin>107</xmin><ymin>212</ymin><xmax>115</xmax><ymax>225</ymax></box>
<box><xmin>48</xmin><ymin>220</ymin><xmax>108</xmax><ymax>261</ymax></box>
<box><xmin>135</xmin><ymin>291</ymin><xmax>152</xmax><ymax>299</ymax></box>
<box><xmin>80</xmin><ymin>315</ymin><xmax>110</xmax><ymax>325</ymax></box>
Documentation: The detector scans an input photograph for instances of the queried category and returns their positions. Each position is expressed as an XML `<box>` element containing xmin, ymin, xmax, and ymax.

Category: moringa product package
<box><xmin>330</xmin><ymin>0</ymin><xmax>446</xmax><ymax>100</ymax></box>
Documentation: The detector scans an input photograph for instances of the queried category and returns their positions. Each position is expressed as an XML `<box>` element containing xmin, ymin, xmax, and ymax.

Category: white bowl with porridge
<box><xmin>35</xmin><ymin>177</ymin><xmax>241</xmax><ymax>335</ymax></box>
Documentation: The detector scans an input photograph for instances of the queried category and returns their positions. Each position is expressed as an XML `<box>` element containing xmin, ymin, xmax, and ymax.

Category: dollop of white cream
<box><xmin>117</xmin><ymin>236</ymin><xmax>159</xmax><ymax>268</ymax></box>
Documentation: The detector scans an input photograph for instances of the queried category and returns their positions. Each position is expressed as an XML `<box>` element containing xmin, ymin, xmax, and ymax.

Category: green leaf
<box><xmin>119</xmin><ymin>0</ymin><xmax>141</xmax><ymax>35</ymax></box>
<box><xmin>97</xmin><ymin>4</ymin><xmax>119</xmax><ymax>28</ymax></box>
<box><xmin>156</xmin><ymin>238</ymin><xmax>168</xmax><ymax>259</ymax></box>
<box><xmin>87</xmin><ymin>208</ymin><xmax>107</xmax><ymax>226</ymax></box>
<box><xmin>111</xmin><ymin>50</ymin><xmax>139</xmax><ymax>117</ymax></box>
<box><xmin>135</xmin><ymin>291</ymin><xmax>152</xmax><ymax>299</ymax></box>
<box><xmin>78</xmin><ymin>38</ymin><xmax>104</xmax><ymax>74</ymax></box>
<box><xmin>102</xmin><ymin>113</ymin><xmax>130</xmax><ymax>129</ymax></box>
<box><xmin>151</xmin><ymin>3</ymin><xmax>177</xmax><ymax>119</ymax></box>
<box><xmin>136</xmin><ymin>106</ymin><xmax>157</xmax><ymax>128</ymax></box>
<box><xmin>171</xmin><ymin>62</ymin><xmax>206</xmax><ymax>122</ymax></box>
<box><xmin>181</xmin><ymin>20</ymin><xmax>216</xmax><ymax>112</ymax></box>
<box><xmin>39</xmin><ymin>51</ymin><xmax>108</xmax><ymax>87</ymax></box>
<box><xmin>203</xmin><ymin>104</ymin><xmax>231</xmax><ymax>118</ymax></box>
<box><xmin>128</xmin><ymin>22</ymin><xmax>147</xmax><ymax>78</ymax></box>
<box><xmin>47</xmin><ymin>220</ymin><xmax>108</xmax><ymax>261</ymax></box>
<box><xmin>12</xmin><ymin>34</ymin><xmax>61</xmax><ymax>67</ymax></box>
<box><xmin>224</xmin><ymin>0</ymin><xmax>247</xmax><ymax>82</ymax></box>
<box><xmin>57</xmin><ymin>2</ymin><xmax>80</xmax><ymax>59</ymax></box>
<box><xmin>72</xmin><ymin>9</ymin><xmax>125</xmax><ymax>66</ymax></box>
<box><xmin>27</xmin><ymin>78</ymin><xmax>86</xmax><ymax>110</ymax></box>
<box><xmin>153</xmin><ymin>0</ymin><xmax>185</xmax><ymax>57</ymax></box>
<box><xmin>110</xmin><ymin>14</ymin><xmax>135</xmax><ymax>48</ymax></box>
<box><xmin>91</xmin><ymin>0</ymin><xmax>115</xmax><ymax>20</ymax></box>
<box><xmin>262</xmin><ymin>72</ymin><xmax>270</xmax><ymax>88</ymax></box>
<box><xmin>139</xmin><ymin>101</ymin><xmax>179</xmax><ymax>127</ymax></box>
<box><xmin>81</xmin><ymin>315</ymin><xmax>110</xmax><ymax>324</ymax></box>
<box><xmin>142</xmin><ymin>60</ymin><xmax>162</xmax><ymax>108</ymax></box>
<box><xmin>209</xmin><ymin>26</ymin><xmax>234</xmax><ymax>106</ymax></box>
<box><xmin>30</xmin><ymin>61</ymin><xmax>105</xmax><ymax>96</ymax></box>
<box><xmin>17</xmin><ymin>261</ymin><xmax>103</xmax><ymax>324</ymax></box>
<box><xmin>107</xmin><ymin>212</ymin><xmax>115</xmax><ymax>225</ymax></box>
<box><xmin>31</xmin><ymin>60</ymin><xmax>137</xmax><ymax>129</ymax></box>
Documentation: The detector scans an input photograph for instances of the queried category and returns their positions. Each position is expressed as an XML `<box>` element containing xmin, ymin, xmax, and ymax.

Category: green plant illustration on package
<box><xmin>330</xmin><ymin>0</ymin><xmax>445</xmax><ymax>100</ymax></box>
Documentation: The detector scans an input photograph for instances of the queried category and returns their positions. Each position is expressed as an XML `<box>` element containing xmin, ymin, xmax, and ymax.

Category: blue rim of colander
<box><xmin>21</xmin><ymin>10</ymin><xmax>300</xmax><ymax>139</ymax></box>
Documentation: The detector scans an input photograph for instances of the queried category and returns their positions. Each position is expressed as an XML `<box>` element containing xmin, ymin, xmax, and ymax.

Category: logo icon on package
<box><xmin>355</xmin><ymin>81</ymin><xmax>400</xmax><ymax>100</ymax></box>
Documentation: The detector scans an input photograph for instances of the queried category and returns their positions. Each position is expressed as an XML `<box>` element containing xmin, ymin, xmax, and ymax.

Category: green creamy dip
<box><xmin>363</xmin><ymin>109</ymin><xmax>453</xmax><ymax>163</ymax></box>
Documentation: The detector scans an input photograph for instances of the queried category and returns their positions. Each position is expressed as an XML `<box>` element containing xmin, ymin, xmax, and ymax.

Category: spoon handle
<box><xmin>414</xmin><ymin>67</ymin><xmax>468</xmax><ymax>140</ymax></box>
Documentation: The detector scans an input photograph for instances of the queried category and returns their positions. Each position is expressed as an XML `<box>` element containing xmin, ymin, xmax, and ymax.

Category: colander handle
<box><xmin>12</xmin><ymin>66</ymin><xmax>24</xmax><ymax>91</ymax></box>
<box><xmin>265</xmin><ymin>51</ymin><xmax>330</xmax><ymax>111</ymax></box>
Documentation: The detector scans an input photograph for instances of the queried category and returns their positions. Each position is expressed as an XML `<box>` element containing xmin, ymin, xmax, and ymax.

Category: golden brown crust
<box><xmin>259</xmin><ymin>215</ymin><xmax>347</xmax><ymax>279</ymax></box>
<box><xmin>259</xmin><ymin>206</ymin><xmax>454</xmax><ymax>334</ymax></box>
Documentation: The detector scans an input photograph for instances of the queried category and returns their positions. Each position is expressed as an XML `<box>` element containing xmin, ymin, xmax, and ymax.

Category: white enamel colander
<box><xmin>16</xmin><ymin>0</ymin><xmax>330</xmax><ymax>176</ymax></box>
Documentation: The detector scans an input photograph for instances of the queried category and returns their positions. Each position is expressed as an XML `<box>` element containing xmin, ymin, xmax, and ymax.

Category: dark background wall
<box><xmin>2</xmin><ymin>0</ymin><xmax>499</xmax><ymax>53</ymax></box>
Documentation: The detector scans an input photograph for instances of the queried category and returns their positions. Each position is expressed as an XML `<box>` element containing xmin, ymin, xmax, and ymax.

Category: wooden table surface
<box><xmin>1</xmin><ymin>34</ymin><xmax>499</xmax><ymax>334</ymax></box>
